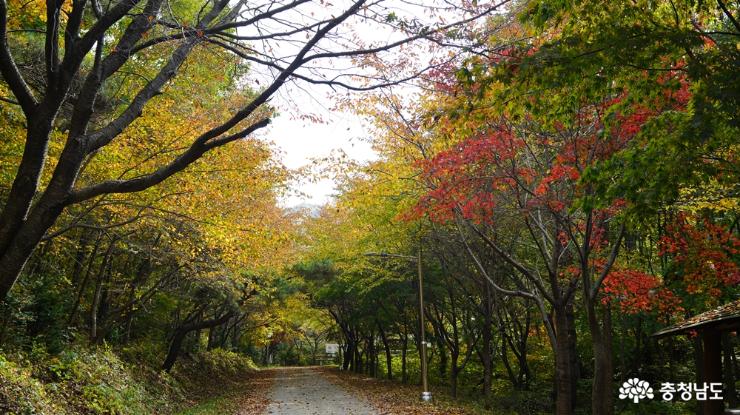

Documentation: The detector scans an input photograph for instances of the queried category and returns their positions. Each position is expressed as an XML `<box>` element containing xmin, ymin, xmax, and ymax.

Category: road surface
<box><xmin>264</xmin><ymin>367</ymin><xmax>377</xmax><ymax>415</ymax></box>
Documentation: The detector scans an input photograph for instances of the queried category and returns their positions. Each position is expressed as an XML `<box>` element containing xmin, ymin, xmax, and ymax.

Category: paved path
<box><xmin>264</xmin><ymin>367</ymin><xmax>377</xmax><ymax>415</ymax></box>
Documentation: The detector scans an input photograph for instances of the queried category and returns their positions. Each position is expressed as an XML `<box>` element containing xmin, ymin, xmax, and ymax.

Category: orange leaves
<box><xmin>533</xmin><ymin>163</ymin><xmax>580</xmax><ymax>200</ymax></box>
<box><xmin>602</xmin><ymin>215</ymin><xmax>739</xmax><ymax>318</ymax></box>
<box><xmin>601</xmin><ymin>269</ymin><xmax>683</xmax><ymax>317</ymax></box>
<box><xmin>459</xmin><ymin>191</ymin><xmax>495</xmax><ymax>223</ymax></box>
<box><xmin>658</xmin><ymin>215</ymin><xmax>740</xmax><ymax>300</ymax></box>
<box><xmin>409</xmin><ymin>126</ymin><xmax>522</xmax><ymax>224</ymax></box>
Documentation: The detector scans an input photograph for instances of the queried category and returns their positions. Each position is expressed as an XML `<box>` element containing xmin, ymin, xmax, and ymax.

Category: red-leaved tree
<box><xmin>409</xmin><ymin>63</ymin><xmax>692</xmax><ymax>414</ymax></box>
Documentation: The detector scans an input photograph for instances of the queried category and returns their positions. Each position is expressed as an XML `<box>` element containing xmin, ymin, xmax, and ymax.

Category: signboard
<box><xmin>325</xmin><ymin>343</ymin><xmax>339</xmax><ymax>355</ymax></box>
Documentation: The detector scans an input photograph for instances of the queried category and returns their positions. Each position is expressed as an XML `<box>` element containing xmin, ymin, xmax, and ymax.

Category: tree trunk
<box><xmin>70</xmin><ymin>230</ymin><xmax>90</xmax><ymax>286</ymax></box>
<box><xmin>90</xmin><ymin>241</ymin><xmax>115</xmax><ymax>343</ymax></box>
<box><xmin>481</xmin><ymin>285</ymin><xmax>493</xmax><ymax>402</ymax></box>
<box><xmin>162</xmin><ymin>328</ymin><xmax>189</xmax><ymax>373</ymax></box>
<box><xmin>724</xmin><ymin>332</ymin><xmax>737</xmax><ymax>408</ymax></box>
<box><xmin>338</xmin><ymin>342</ymin><xmax>344</xmax><ymax>367</ymax></box>
<box><xmin>378</xmin><ymin>322</ymin><xmax>393</xmax><ymax>380</ymax></box>
<box><xmin>123</xmin><ymin>312</ymin><xmax>134</xmax><ymax>344</ymax></box>
<box><xmin>354</xmin><ymin>342</ymin><xmax>363</xmax><ymax>373</ymax></box>
<box><xmin>0</xmin><ymin>129</ymin><xmax>89</xmax><ymax>301</ymax></box>
<box><xmin>207</xmin><ymin>326</ymin><xmax>217</xmax><ymax>350</ymax></box>
<box><xmin>554</xmin><ymin>304</ymin><xmax>575</xmax><ymax>415</ymax></box>
<box><xmin>0</xmin><ymin>118</ymin><xmax>56</xmax><ymax>258</ymax></box>
<box><xmin>588</xmin><ymin>301</ymin><xmax>614</xmax><ymax>415</ymax></box>
<box><xmin>162</xmin><ymin>310</ymin><xmax>234</xmax><ymax>372</ymax></box>
<box><xmin>0</xmin><ymin>198</ymin><xmax>65</xmax><ymax>300</ymax></box>
<box><xmin>450</xmin><ymin>350</ymin><xmax>459</xmax><ymax>399</ymax></box>
<box><xmin>501</xmin><ymin>333</ymin><xmax>518</xmax><ymax>388</ymax></box>
<box><xmin>343</xmin><ymin>339</ymin><xmax>354</xmax><ymax>371</ymax></box>
<box><xmin>518</xmin><ymin>308</ymin><xmax>532</xmax><ymax>389</ymax></box>
<box><xmin>68</xmin><ymin>232</ymin><xmax>102</xmax><ymax>325</ymax></box>
<box><xmin>401</xmin><ymin>334</ymin><xmax>408</xmax><ymax>383</ymax></box>
<box><xmin>366</xmin><ymin>334</ymin><xmax>376</xmax><ymax>376</ymax></box>
<box><xmin>481</xmin><ymin>325</ymin><xmax>492</xmax><ymax>396</ymax></box>
<box><xmin>436</xmin><ymin>334</ymin><xmax>448</xmax><ymax>378</ymax></box>
<box><xmin>567</xmin><ymin>303</ymin><xmax>578</xmax><ymax>409</ymax></box>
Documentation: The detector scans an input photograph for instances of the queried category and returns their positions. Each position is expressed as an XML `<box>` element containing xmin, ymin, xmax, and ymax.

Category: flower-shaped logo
<box><xmin>619</xmin><ymin>378</ymin><xmax>654</xmax><ymax>403</ymax></box>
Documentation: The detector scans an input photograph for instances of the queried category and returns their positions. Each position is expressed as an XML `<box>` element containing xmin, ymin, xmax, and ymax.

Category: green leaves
<box><xmin>488</xmin><ymin>0</ymin><xmax>740</xmax><ymax>217</ymax></box>
<box><xmin>518</xmin><ymin>0</ymin><xmax>568</xmax><ymax>29</ymax></box>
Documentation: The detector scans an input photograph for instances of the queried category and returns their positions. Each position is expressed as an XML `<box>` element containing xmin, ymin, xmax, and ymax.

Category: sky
<box><xmin>239</xmin><ymin>1</ymin><xmax>489</xmax><ymax>207</ymax></box>
<box><xmin>262</xmin><ymin>84</ymin><xmax>377</xmax><ymax>208</ymax></box>
<box><xmin>244</xmin><ymin>2</ymin><xmax>396</xmax><ymax>208</ymax></box>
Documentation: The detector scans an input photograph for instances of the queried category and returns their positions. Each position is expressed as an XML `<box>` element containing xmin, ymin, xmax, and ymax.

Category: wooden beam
<box><xmin>703</xmin><ymin>329</ymin><xmax>723</xmax><ymax>415</ymax></box>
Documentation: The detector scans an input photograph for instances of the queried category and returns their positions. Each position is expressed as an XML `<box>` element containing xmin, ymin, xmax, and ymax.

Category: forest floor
<box><xmin>317</xmin><ymin>367</ymin><xmax>479</xmax><ymax>415</ymax></box>
<box><xmin>179</xmin><ymin>368</ymin><xmax>273</xmax><ymax>415</ymax></box>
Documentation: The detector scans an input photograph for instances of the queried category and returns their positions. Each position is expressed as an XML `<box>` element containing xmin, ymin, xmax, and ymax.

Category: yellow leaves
<box><xmin>302</xmin><ymin>153</ymin><xmax>421</xmax><ymax>276</ymax></box>
<box><xmin>674</xmin><ymin>143</ymin><xmax>739</xmax><ymax>214</ymax></box>
<box><xmin>7</xmin><ymin>0</ymin><xmax>76</xmax><ymax>30</ymax></box>
<box><xmin>7</xmin><ymin>0</ymin><xmax>46</xmax><ymax>28</ymax></box>
<box><xmin>34</xmin><ymin>43</ymin><xmax>294</xmax><ymax>277</ymax></box>
<box><xmin>677</xmin><ymin>178</ymin><xmax>740</xmax><ymax>214</ymax></box>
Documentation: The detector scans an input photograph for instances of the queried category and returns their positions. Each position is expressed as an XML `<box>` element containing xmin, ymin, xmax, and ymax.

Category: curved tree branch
<box><xmin>68</xmin><ymin>118</ymin><xmax>271</xmax><ymax>202</ymax></box>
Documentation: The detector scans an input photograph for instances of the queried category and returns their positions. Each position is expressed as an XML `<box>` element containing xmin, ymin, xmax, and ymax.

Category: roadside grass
<box><xmin>177</xmin><ymin>392</ymin><xmax>242</xmax><ymax>415</ymax></box>
<box><xmin>176</xmin><ymin>368</ymin><xmax>273</xmax><ymax>415</ymax></box>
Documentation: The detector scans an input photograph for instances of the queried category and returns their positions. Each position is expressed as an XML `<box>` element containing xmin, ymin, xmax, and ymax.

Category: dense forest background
<box><xmin>0</xmin><ymin>0</ymin><xmax>738</xmax><ymax>414</ymax></box>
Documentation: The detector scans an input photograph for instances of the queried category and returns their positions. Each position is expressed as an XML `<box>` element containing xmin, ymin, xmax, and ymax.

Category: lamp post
<box><xmin>365</xmin><ymin>247</ymin><xmax>432</xmax><ymax>402</ymax></box>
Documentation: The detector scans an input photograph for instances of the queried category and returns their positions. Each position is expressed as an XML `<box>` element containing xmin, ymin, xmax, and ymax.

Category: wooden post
<box><xmin>702</xmin><ymin>330</ymin><xmax>723</xmax><ymax>415</ymax></box>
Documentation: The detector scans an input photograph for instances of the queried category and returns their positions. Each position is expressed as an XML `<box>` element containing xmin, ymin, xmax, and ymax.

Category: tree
<box><xmin>0</xmin><ymin>0</ymin><xmax>505</xmax><ymax>301</ymax></box>
<box><xmin>294</xmin><ymin>0</ymin><xmax>739</xmax><ymax>412</ymax></box>
<box><xmin>512</xmin><ymin>0</ymin><xmax>739</xmax><ymax>217</ymax></box>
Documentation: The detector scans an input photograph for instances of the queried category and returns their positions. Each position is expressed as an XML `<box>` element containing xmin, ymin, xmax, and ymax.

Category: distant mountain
<box><xmin>286</xmin><ymin>203</ymin><xmax>322</xmax><ymax>217</ymax></box>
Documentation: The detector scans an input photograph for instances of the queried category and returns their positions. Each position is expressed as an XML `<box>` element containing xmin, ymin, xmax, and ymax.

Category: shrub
<box><xmin>0</xmin><ymin>345</ymin><xmax>260</xmax><ymax>414</ymax></box>
<box><xmin>0</xmin><ymin>354</ymin><xmax>66</xmax><ymax>415</ymax></box>
<box><xmin>196</xmin><ymin>349</ymin><xmax>258</xmax><ymax>379</ymax></box>
<box><xmin>0</xmin><ymin>346</ymin><xmax>187</xmax><ymax>415</ymax></box>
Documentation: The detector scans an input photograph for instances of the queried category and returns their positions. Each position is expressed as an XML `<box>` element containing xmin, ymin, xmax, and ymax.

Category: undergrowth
<box><xmin>0</xmin><ymin>345</ymin><xmax>258</xmax><ymax>415</ymax></box>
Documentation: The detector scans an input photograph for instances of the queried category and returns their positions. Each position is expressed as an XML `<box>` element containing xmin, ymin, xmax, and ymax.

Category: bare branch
<box><xmin>301</xmin><ymin>0</ymin><xmax>511</xmax><ymax>63</ymax></box>
<box><xmin>205</xmin><ymin>37</ymin><xmax>442</xmax><ymax>92</ymax></box>
<box><xmin>453</xmin><ymin>213</ymin><xmax>558</xmax><ymax>348</ymax></box>
<box><xmin>69</xmin><ymin>0</ymin><xmax>165</xmax><ymax>138</ymax></box>
<box><xmin>131</xmin><ymin>0</ymin><xmax>315</xmax><ymax>53</ymax></box>
<box><xmin>60</xmin><ymin>0</ymin><xmax>146</xmax><ymax>86</ymax></box>
<box><xmin>0</xmin><ymin>95</ymin><xmax>18</xmax><ymax>105</ymax></box>
<box><xmin>590</xmin><ymin>222</ymin><xmax>626</xmax><ymax>300</ymax></box>
<box><xmin>717</xmin><ymin>0</ymin><xmax>740</xmax><ymax>33</ymax></box>
<box><xmin>459</xmin><ymin>212</ymin><xmax>555</xmax><ymax>305</ymax></box>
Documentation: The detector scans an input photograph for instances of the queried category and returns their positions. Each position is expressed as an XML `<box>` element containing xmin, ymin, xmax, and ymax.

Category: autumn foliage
<box><xmin>660</xmin><ymin>215</ymin><xmax>740</xmax><ymax>299</ymax></box>
<box><xmin>601</xmin><ymin>269</ymin><xmax>683</xmax><ymax>316</ymax></box>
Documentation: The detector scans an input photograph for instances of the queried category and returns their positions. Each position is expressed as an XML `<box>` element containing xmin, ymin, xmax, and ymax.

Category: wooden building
<box><xmin>654</xmin><ymin>300</ymin><xmax>740</xmax><ymax>415</ymax></box>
